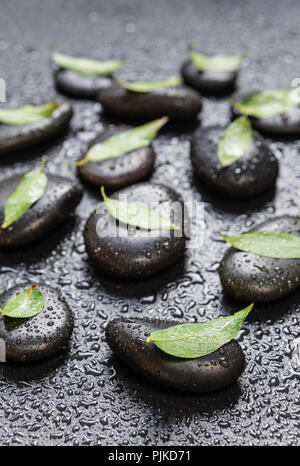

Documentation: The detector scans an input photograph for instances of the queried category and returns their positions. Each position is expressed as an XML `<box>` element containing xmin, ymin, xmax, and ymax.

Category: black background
<box><xmin>0</xmin><ymin>0</ymin><xmax>299</xmax><ymax>446</ymax></box>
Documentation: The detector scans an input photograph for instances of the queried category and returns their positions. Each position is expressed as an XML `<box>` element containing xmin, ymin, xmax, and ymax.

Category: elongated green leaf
<box><xmin>218</xmin><ymin>116</ymin><xmax>252</xmax><ymax>167</ymax></box>
<box><xmin>231</xmin><ymin>88</ymin><xmax>300</xmax><ymax>119</ymax></box>
<box><xmin>51</xmin><ymin>50</ymin><xmax>123</xmax><ymax>76</ymax></box>
<box><xmin>146</xmin><ymin>303</ymin><xmax>253</xmax><ymax>358</ymax></box>
<box><xmin>220</xmin><ymin>231</ymin><xmax>300</xmax><ymax>259</ymax></box>
<box><xmin>117</xmin><ymin>77</ymin><xmax>182</xmax><ymax>93</ymax></box>
<box><xmin>101</xmin><ymin>186</ymin><xmax>179</xmax><ymax>231</ymax></box>
<box><xmin>1</xmin><ymin>160</ymin><xmax>48</xmax><ymax>229</ymax></box>
<box><xmin>190</xmin><ymin>50</ymin><xmax>244</xmax><ymax>72</ymax></box>
<box><xmin>0</xmin><ymin>285</ymin><xmax>44</xmax><ymax>318</ymax></box>
<box><xmin>77</xmin><ymin>117</ymin><xmax>168</xmax><ymax>166</ymax></box>
<box><xmin>0</xmin><ymin>102</ymin><xmax>60</xmax><ymax>125</ymax></box>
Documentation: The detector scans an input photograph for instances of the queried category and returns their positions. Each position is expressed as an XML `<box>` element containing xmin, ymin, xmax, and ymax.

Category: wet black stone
<box><xmin>0</xmin><ymin>284</ymin><xmax>74</xmax><ymax>362</ymax></box>
<box><xmin>231</xmin><ymin>93</ymin><xmax>300</xmax><ymax>137</ymax></box>
<box><xmin>106</xmin><ymin>316</ymin><xmax>245</xmax><ymax>392</ymax></box>
<box><xmin>54</xmin><ymin>69</ymin><xmax>112</xmax><ymax>99</ymax></box>
<box><xmin>190</xmin><ymin>125</ymin><xmax>278</xmax><ymax>199</ymax></box>
<box><xmin>77</xmin><ymin>125</ymin><xmax>155</xmax><ymax>190</ymax></box>
<box><xmin>84</xmin><ymin>182</ymin><xmax>186</xmax><ymax>278</ymax></box>
<box><xmin>219</xmin><ymin>215</ymin><xmax>300</xmax><ymax>302</ymax></box>
<box><xmin>181</xmin><ymin>60</ymin><xmax>238</xmax><ymax>95</ymax></box>
<box><xmin>0</xmin><ymin>102</ymin><xmax>73</xmax><ymax>154</ymax></box>
<box><xmin>0</xmin><ymin>173</ymin><xmax>83</xmax><ymax>249</ymax></box>
<box><xmin>98</xmin><ymin>85</ymin><xmax>202</xmax><ymax>121</ymax></box>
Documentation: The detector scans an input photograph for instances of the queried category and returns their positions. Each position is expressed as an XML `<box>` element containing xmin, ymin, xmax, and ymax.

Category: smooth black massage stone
<box><xmin>190</xmin><ymin>125</ymin><xmax>278</xmax><ymax>199</ymax></box>
<box><xmin>181</xmin><ymin>60</ymin><xmax>238</xmax><ymax>95</ymax></box>
<box><xmin>54</xmin><ymin>69</ymin><xmax>112</xmax><ymax>99</ymax></box>
<box><xmin>0</xmin><ymin>284</ymin><xmax>74</xmax><ymax>362</ymax></box>
<box><xmin>106</xmin><ymin>316</ymin><xmax>245</xmax><ymax>392</ymax></box>
<box><xmin>84</xmin><ymin>182</ymin><xmax>186</xmax><ymax>278</ymax></box>
<box><xmin>0</xmin><ymin>173</ymin><xmax>83</xmax><ymax>249</ymax></box>
<box><xmin>98</xmin><ymin>85</ymin><xmax>202</xmax><ymax>121</ymax></box>
<box><xmin>0</xmin><ymin>102</ymin><xmax>73</xmax><ymax>155</ymax></box>
<box><xmin>77</xmin><ymin>126</ymin><xmax>155</xmax><ymax>190</ymax></box>
<box><xmin>231</xmin><ymin>93</ymin><xmax>300</xmax><ymax>136</ymax></box>
<box><xmin>219</xmin><ymin>215</ymin><xmax>300</xmax><ymax>302</ymax></box>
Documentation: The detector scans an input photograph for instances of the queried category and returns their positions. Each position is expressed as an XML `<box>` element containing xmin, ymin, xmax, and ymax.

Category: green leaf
<box><xmin>231</xmin><ymin>88</ymin><xmax>300</xmax><ymax>119</ymax></box>
<box><xmin>190</xmin><ymin>50</ymin><xmax>244</xmax><ymax>72</ymax></box>
<box><xmin>220</xmin><ymin>231</ymin><xmax>300</xmax><ymax>259</ymax></box>
<box><xmin>51</xmin><ymin>50</ymin><xmax>123</xmax><ymax>76</ymax></box>
<box><xmin>117</xmin><ymin>77</ymin><xmax>182</xmax><ymax>93</ymax></box>
<box><xmin>146</xmin><ymin>303</ymin><xmax>253</xmax><ymax>358</ymax></box>
<box><xmin>1</xmin><ymin>160</ymin><xmax>48</xmax><ymax>229</ymax></box>
<box><xmin>218</xmin><ymin>116</ymin><xmax>252</xmax><ymax>167</ymax></box>
<box><xmin>0</xmin><ymin>285</ymin><xmax>44</xmax><ymax>318</ymax></box>
<box><xmin>101</xmin><ymin>186</ymin><xmax>179</xmax><ymax>231</ymax></box>
<box><xmin>76</xmin><ymin>117</ymin><xmax>168</xmax><ymax>166</ymax></box>
<box><xmin>0</xmin><ymin>102</ymin><xmax>60</xmax><ymax>125</ymax></box>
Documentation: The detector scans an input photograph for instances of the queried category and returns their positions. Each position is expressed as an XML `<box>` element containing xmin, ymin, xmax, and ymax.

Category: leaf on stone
<box><xmin>220</xmin><ymin>231</ymin><xmax>300</xmax><ymax>259</ymax></box>
<box><xmin>0</xmin><ymin>285</ymin><xmax>44</xmax><ymax>318</ymax></box>
<box><xmin>190</xmin><ymin>50</ymin><xmax>244</xmax><ymax>72</ymax></box>
<box><xmin>101</xmin><ymin>186</ymin><xmax>179</xmax><ymax>231</ymax></box>
<box><xmin>1</xmin><ymin>160</ymin><xmax>48</xmax><ymax>229</ymax></box>
<box><xmin>0</xmin><ymin>102</ymin><xmax>60</xmax><ymax>125</ymax></box>
<box><xmin>76</xmin><ymin>117</ymin><xmax>168</xmax><ymax>166</ymax></box>
<box><xmin>117</xmin><ymin>77</ymin><xmax>182</xmax><ymax>93</ymax></box>
<box><xmin>51</xmin><ymin>50</ymin><xmax>123</xmax><ymax>76</ymax></box>
<box><xmin>218</xmin><ymin>116</ymin><xmax>252</xmax><ymax>167</ymax></box>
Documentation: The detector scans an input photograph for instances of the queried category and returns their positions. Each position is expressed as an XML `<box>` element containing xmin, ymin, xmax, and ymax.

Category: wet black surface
<box><xmin>0</xmin><ymin>0</ymin><xmax>299</xmax><ymax>446</ymax></box>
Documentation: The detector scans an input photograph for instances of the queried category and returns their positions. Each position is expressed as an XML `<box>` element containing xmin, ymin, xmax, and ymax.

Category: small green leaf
<box><xmin>1</xmin><ymin>160</ymin><xmax>48</xmax><ymax>229</ymax></box>
<box><xmin>0</xmin><ymin>285</ymin><xmax>44</xmax><ymax>318</ymax></box>
<box><xmin>231</xmin><ymin>88</ymin><xmax>300</xmax><ymax>119</ymax></box>
<box><xmin>218</xmin><ymin>116</ymin><xmax>252</xmax><ymax>167</ymax></box>
<box><xmin>146</xmin><ymin>303</ymin><xmax>253</xmax><ymax>358</ymax></box>
<box><xmin>220</xmin><ymin>231</ymin><xmax>300</xmax><ymax>259</ymax></box>
<box><xmin>51</xmin><ymin>50</ymin><xmax>123</xmax><ymax>76</ymax></box>
<box><xmin>101</xmin><ymin>186</ymin><xmax>179</xmax><ymax>231</ymax></box>
<box><xmin>117</xmin><ymin>77</ymin><xmax>182</xmax><ymax>93</ymax></box>
<box><xmin>190</xmin><ymin>50</ymin><xmax>244</xmax><ymax>72</ymax></box>
<box><xmin>76</xmin><ymin>117</ymin><xmax>168</xmax><ymax>166</ymax></box>
<box><xmin>0</xmin><ymin>102</ymin><xmax>60</xmax><ymax>125</ymax></box>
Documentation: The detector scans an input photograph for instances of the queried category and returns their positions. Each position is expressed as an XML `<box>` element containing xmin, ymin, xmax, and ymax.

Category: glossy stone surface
<box><xmin>191</xmin><ymin>126</ymin><xmax>278</xmax><ymax>199</ymax></box>
<box><xmin>0</xmin><ymin>284</ymin><xmax>74</xmax><ymax>362</ymax></box>
<box><xmin>0</xmin><ymin>173</ymin><xmax>83</xmax><ymax>249</ymax></box>
<box><xmin>181</xmin><ymin>60</ymin><xmax>238</xmax><ymax>95</ymax></box>
<box><xmin>84</xmin><ymin>182</ymin><xmax>186</xmax><ymax>277</ymax></box>
<box><xmin>219</xmin><ymin>216</ymin><xmax>300</xmax><ymax>302</ymax></box>
<box><xmin>231</xmin><ymin>93</ymin><xmax>300</xmax><ymax>136</ymax></box>
<box><xmin>0</xmin><ymin>102</ymin><xmax>72</xmax><ymax>154</ymax></box>
<box><xmin>106</xmin><ymin>316</ymin><xmax>245</xmax><ymax>392</ymax></box>
<box><xmin>98</xmin><ymin>85</ymin><xmax>202</xmax><ymax>121</ymax></box>
<box><xmin>54</xmin><ymin>69</ymin><xmax>112</xmax><ymax>99</ymax></box>
<box><xmin>77</xmin><ymin>126</ymin><xmax>155</xmax><ymax>190</ymax></box>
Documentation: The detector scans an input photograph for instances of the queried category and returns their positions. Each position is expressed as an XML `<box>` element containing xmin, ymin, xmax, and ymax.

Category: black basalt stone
<box><xmin>0</xmin><ymin>173</ymin><xmax>83</xmax><ymax>249</ymax></box>
<box><xmin>231</xmin><ymin>93</ymin><xmax>300</xmax><ymax>137</ymax></box>
<box><xmin>77</xmin><ymin>126</ymin><xmax>155</xmax><ymax>190</ymax></box>
<box><xmin>181</xmin><ymin>60</ymin><xmax>238</xmax><ymax>95</ymax></box>
<box><xmin>84</xmin><ymin>182</ymin><xmax>186</xmax><ymax>278</ymax></box>
<box><xmin>106</xmin><ymin>316</ymin><xmax>246</xmax><ymax>392</ymax></box>
<box><xmin>98</xmin><ymin>85</ymin><xmax>202</xmax><ymax>121</ymax></box>
<box><xmin>190</xmin><ymin>125</ymin><xmax>278</xmax><ymax>199</ymax></box>
<box><xmin>0</xmin><ymin>102</ymin><xmax>73</xmax><ymax>154</ymax></box>
<box><xmin>54</xmin><ymin>69</ymin><xmax>112</xmax><ymax>99</ymax></box>
<box><xmin>0</xmin><ymin>284</ymin><xmax>74</xmax><ymax>362</ymax></box>
<box><xmin>219</xmin><ymin>215</ymin><xmax>300</xmax><ymax>302</ymax></box>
